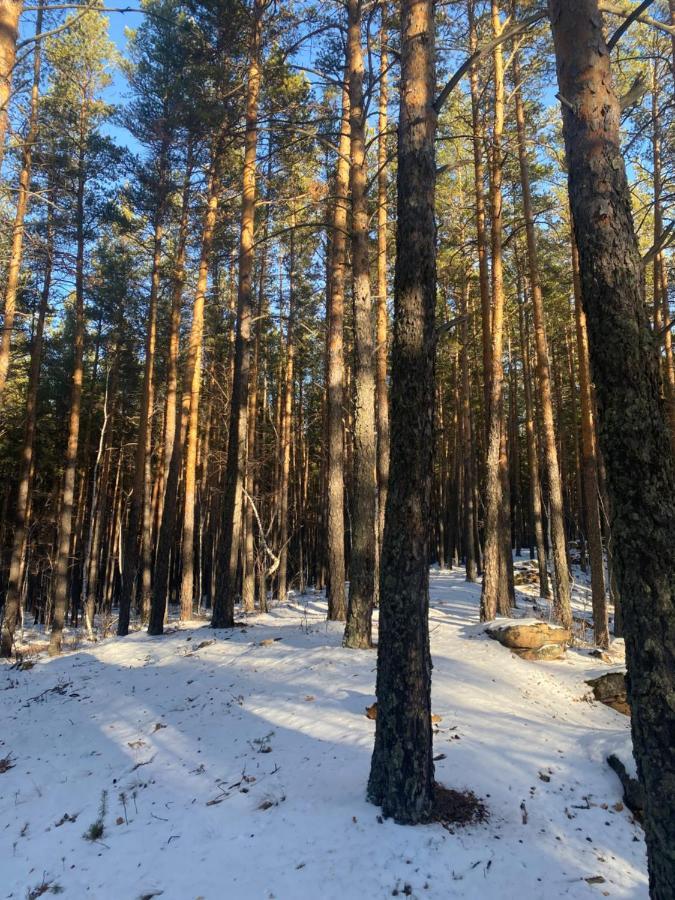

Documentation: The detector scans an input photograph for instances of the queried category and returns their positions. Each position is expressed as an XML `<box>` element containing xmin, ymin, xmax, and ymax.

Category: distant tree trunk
<box><xmin>277</xmin><ymin>221</ymin><xmax>296</xmax><ymax>601</ymax></box>
<box><xmin>117</xmin><ymin>135</ymin><xmax>169</xmax><ymax>636</ymax></box>
<box><xmin>460</xmin><ymin>271</ymin><xmax>477</xmax><ymax>582</ymax></box>
<box><xmin>0</xmin><ymin>200</ymin><xmax>51</xmax><ymax>657</ymax></box>
<box><xmin>468</xmin><ymin>0</ymin><xmax>491</xmax><ymax>419</ymax></box>
<box><xmin>49</xmin><ymin>106</ymin><xmax>88</xmax><ymax>656</ymax></box>
<box><xmin>376</xmin><ymin>13</ymin><xmax>390</xmax><ymax>556</ymax></box>
<box><xmin>571</xmin><ymin>232</ymin><xmax>608</xmax><ymax>647</ymax></box>
<box><xmin>480</xmin><ymin>0</ymin><xmax>512</xmax><ymax>622</ymax></box>
<box><xmin>179</xmin><ymin>164</ymin><xmax>220</xmax><ymax>621</ymax></box>
<box><xmin>149</xmin><ymin>154</ymin><xmax>220</xmax><ymax>634</ymax></box>
<box><xmin>156</xmin><ymin>154</ymin><xmax>192</xmax><ymax>532</ymax></box>
<box><xmin>213</xmin><ymin>0</ymin><xmax>263</xmax><ymax>629</ymax></box>
<box><xmin>513</xmin><ymin>36</ymin><xmax>571</xmax><ymax>628</ymax></box>
<box><xmin>548</xmin><ymin>3</ymin><xmax>675</xmax><ymax>894</ymax></box>
<box><xmin>367</xmin><ymin>0</ymin><xmax>436</xmax><ymax>823</ymax></box>
<box><xmin>344</xmin><ymin>0</ymin><xmax>376</xmax><ymax>650</ymax></box>
<box><xmin>0</xmin><ymin>0</ymin><xmax>21</xmax><ymax>172</ymax></box>
<box><xmin>242</xmin><ymin>235</ymin><xmax>267</xmax><ymax>612</ymax></box>
<box><xmin>325</xmin><ymin>78</ymin><xmax>349</xmax><ymax>622</ymax></box>
<box><xmin>0</xmin><ymin>4</ymin><xmax>43</xmax><ymax>401</ymax></box>
<box><xmin>517</xmin><ymin>283</ymin><xmax>549</xmax><ymax>598</ymax></box>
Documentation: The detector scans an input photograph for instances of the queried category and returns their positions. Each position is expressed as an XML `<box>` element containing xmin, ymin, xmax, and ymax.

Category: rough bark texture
<box><xmin>480</xmin><ymin>0</ymin><xmax>512</xmax><ymax>622</ymax></box>
<box><xmin>344</xmin><ymin>0</ymin><xmax>376</xmax><ymax>650</ymax></box>
<box><xmin>548</xmin><ymin>2</ymin><xmax>675</xmax><ymax>894</ymax></box>
<box><xmin>212</xmin><ymin>0</ymin><xmax>263</xmax><ymax>629</ymax></box>
<box><xmin>0</xmin><ymin>0</ymin><xmax>21</xmax><ymax>173</ymax></box>
<box><xmin>376</xmin><ymin>14</ymin><xmax>390</xmax><ymax>556</ymax></box>
<box><xmin>325</xmin><ymin>79</ymin><xmax>349</xmax><ymax>622</ymax></box>
<box><xmin>367</xmin><ymin>0</ymin><xmax>436</xmax><ymax>823</ymax></box>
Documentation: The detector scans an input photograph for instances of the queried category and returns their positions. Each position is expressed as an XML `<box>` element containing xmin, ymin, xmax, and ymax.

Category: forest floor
<box><xmin>1</xmin><ymin>566</ymin><xmax>646</xmax><ymax>900</ymax></box>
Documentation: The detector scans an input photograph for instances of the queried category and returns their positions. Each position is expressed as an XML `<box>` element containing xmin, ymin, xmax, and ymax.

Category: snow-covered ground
<box><xmin>1</xmin><ymin>569</ymin><xmax>645</xmax><ymax>899</ymax></box>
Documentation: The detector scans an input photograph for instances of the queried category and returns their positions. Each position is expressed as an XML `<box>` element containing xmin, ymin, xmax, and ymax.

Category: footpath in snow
<box><xmin>1</xmin><ymin>569</ymin><xmax>646</xmax><ymax>899</ymax></box>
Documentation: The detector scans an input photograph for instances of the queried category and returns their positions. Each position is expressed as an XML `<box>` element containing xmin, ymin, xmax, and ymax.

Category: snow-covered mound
<box><xmin>1</xmin><ymin>570</ymin><xmax>645</xmax><ymax>899</ymax></box>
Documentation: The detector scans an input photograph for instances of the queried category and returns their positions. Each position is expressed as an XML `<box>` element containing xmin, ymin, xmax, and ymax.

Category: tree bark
<box><xmin>367</xmin><ymin>0</ymin><xmax>436</xmax><ymax>823</ymax></box>
<box><xmin>49</xmin><ymin>102</ymin><xmax>88</xmax><ymax>656</ymax></box>
<box><xmin>480</xmin><ymin>0</ymin><xmax>512</xmax><ymax>622</ymax></box>
<box><xmin>325</xmin><ymin>77</ymin><xmax>350</xmax><ymax>622</ymax></box>
<box><xmin>0</xmin><ymin>197</ymin><xmax>51</xmax><ymax>657</ymax></box>
<box><xmin>0</xmin><ymin>0</ymin><xmax>21</xmax><ymax>173</ymax></box>
<box><xmin>376</xmin><ymin>11</ymin><xmax>390</xmax><ymax>556</ymax></box>
<box><xmin>344</xmin><ymin>0</ymin><xmax>376</xmax><ymax>650</ymax></box>
<box><xmin>213</xmin><ymin>0</ymin><xmax>263</xmax><ymax>629</ymax></box>
<box><xmin>0</xmin><ymin>4</ymin><xmax>42</xmax><ymax>401</ymax></box>
<box><xmin>548</xmin><ymin>3</ymin><xmax>675</xmax><ymax>893</ymax></box>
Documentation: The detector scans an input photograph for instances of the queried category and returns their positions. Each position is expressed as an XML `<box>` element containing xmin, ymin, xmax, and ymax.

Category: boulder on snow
<box><xmin>513</xmin><ymin>643</ymin><xmax>566</xmax><ymax>661</ymax></box>
<box><xmin>586</xmin><ymin>672</ymin><xmax>629</xmax><ymax>716</ymax></box>
<box><xmin>486</xmin><ymin>619</ymin><xmax>571</xmax><ymax>651</ymax></box>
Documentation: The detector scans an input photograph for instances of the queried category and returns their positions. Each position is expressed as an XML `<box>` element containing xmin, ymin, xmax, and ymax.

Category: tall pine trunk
<box><xmin>548</xmin><ymin>2</ymin><xmax>675</xmax><ymax>893</ymax></box>
<box><xmin>367</xmin><ymin>0</ymin><xmax>436</xmax><ymax>823</ymax></box>
<box><xmin>513</xmin><ymin>35</ymin><xmax>571</xmax><ymax>628</ymax></box>
<box><xmin>325</xmin><ymin>78</ymin><xmax>350</xmax><ymax>622</ymax></box>
<box><xmin>213</xmin><ymin>0</ymin><xmax>263</xmax><ymax>629</ymax></box>
<box><xmin>344</xmin><ymin>0</ymin><xmax>376</xmax><ymax>650</ymax></box>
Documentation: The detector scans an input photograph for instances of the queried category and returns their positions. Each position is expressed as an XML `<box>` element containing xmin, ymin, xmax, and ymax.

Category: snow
<box><xmin>484</xmin><ymin>617</ymin><xmax>570</xmax><ymax>633</ymax></box>
<box><xmin>1</xmin><ymin>569</ymin><xmax>646</xmax><ymax>899</ymax></box>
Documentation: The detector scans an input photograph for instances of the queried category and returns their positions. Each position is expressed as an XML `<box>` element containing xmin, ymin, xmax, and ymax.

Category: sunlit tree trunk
<box><xmin>344</xmin><ymin>0</ymin><xmax>376</xmax><ymax>650</ymax></box>
<box><xmin>0</xmin><ymin>5</ymin><xmax>43</xmax><ymax>400</ymax></box>
<box><xmin>213</xmin><ymin>0</ymin><xmax>263</xmax><ymax>629</ymax></box>
<box><xmin>325</xmin><ymin>78</ymin><xmax>350</xmax><ymax>622</ymax></box>
<box><xmin>513</xmin><ymin>34</ymin><xmax>571</xmax><ymax>628</ymax></box>
<box><xmin>571</xmin><ymin>232</ymin><xmax>608</xmax><ymax>647</ymax></box>
<box><xmin>0</xmin><ymin>0</ymin><xmax>22</xmax><ymax>173</ymax></box>
<box><xmin>480</xmin><ymin>0</ymin><xmax>512</xmax><ymax>621</ymax></box>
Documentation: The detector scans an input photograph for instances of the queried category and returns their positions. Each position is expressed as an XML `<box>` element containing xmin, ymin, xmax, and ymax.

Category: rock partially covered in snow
<box><xmin>586</xmin><ymin>671</ymin><xmax>629</xmax><ymax>716</ymax></box>
<box><xmin>485</xmin><ymin>618</ymin><xmax>571</xmax><ymax>651</ymax></box>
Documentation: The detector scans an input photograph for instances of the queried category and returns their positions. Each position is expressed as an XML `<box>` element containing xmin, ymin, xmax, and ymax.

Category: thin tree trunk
<box><xmin>571</xmin><ymin>232</ymin><xmax>608</xmax><ymax>647</ymax></box>
<box><xmin>548</xmin><ymin>3</ymin><xmax>675</xmax><ymax>893</ymax></box>
<box><xmin>117</xmin><ymin>137</ymin><xmax>168</xmax><ymax>636</ymax></box>
<box><xmin>0</xmin><ymin>5</ymin><xmax>43</xmax><ymax>400</ymax></box>
<box><xmin>213</xmin><ymin>0</ymin><xmax>263</xmax><ymax>629</ymax></box>
<box><xmin>0</xmin><ymin>200</ymin><xmax>51</xmax><ymax>657</ymax></box>
<box><xmin>376</xmin><ymin>11</ymin><xmax>390</xmax><ymax>556</ymax></box>
<box><xmin>513</xmin><ymin>35</ymin><xmax>571</xmax><ymax>628</ymax></box>
<box><xmin>517</xmin><ymin>283</ymin><xmax>549</xmax><ymax>598</ymax></box>
<box><xmin>277</xmin><ymin>222</ymin><xmax>296</xmax><ymax>601</ymax></box>
<box><xmin>344</xmin><ymin>0</ymin><xmax>376</xmax><ymax>650</ymax></box>
<box><xmin>0</xmin><ymin>0</ymin><xmax>21</xmax><ymax>173</ymax></box>
<box><xmin>367</xmin><ymin>0</ymin><xmax>436</xmax><ymax>823</ymax></box>
<box><xmin>49</xmin><ymin>102</ymin><xmax>88</xmax><ymax>656</ymax></box>
<box><xmin>480</xmin><ymin>0</ymin><xmax>512</xmax><ymax>622</ymax></box>
<box><xmin>325</xmin><ymin>77</ymin><xmax>349</xmax><ymax>622</ymax></box>
<box><xmin>179</xmin><ymin>164</ymin><xmax>220</xmax><ymax>621</ymax></box>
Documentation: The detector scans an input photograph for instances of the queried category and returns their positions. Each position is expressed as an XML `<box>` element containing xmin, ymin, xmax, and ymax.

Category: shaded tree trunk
<box><xmin>367</xmin><ymin>0</ymin><xmax>436</xmax><ymax>823</ymax></box>
<box><xmin>548</xmin><ymin>3</ymin><xmax>675</xmax><ymax>894</ymax></box>
<box><xmin>213</xmin><ymin>0</ymin><xmax>263</xmax><ymax>629</ymax></box>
